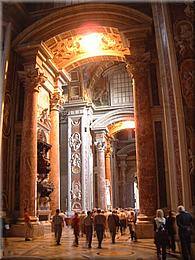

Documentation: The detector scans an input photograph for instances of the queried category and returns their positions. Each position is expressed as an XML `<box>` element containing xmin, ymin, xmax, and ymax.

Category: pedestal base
<box><xmin>7</xmin><ymin>222</ymin><xmax>44</xmax><ymax>237</ymax></box>
<box><xmin>135</xmin><ymin>214</ymin><xmax>154</xmax><ymax>239</ymax></box>
<box><xmin>135</xmin><ymin>221</ymin><xmax>154</xmax><ymax>238</ymax></box>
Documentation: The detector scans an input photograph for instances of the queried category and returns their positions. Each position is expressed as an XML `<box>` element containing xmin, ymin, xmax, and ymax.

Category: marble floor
<box><xmin>1</xmin><ymin>227</ymin><xmax>184</xmax><ymax>259</ymax></box>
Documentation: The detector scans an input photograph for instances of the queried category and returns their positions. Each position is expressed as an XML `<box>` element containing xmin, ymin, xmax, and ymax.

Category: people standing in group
<box><xmin>24</xmin><ymin>208</ymin><xmax>33</xmax><ymax>241</ymax></box>
<box><xmin>52</xmin><ymin>209</ymin><xmax>64</xmax><ymax>245</ymax></box>
<box><xmin>107</xmin><ymin>210</ymin><xmax>120</xmax><ymax>244</ymax></box>
<box><xmin>94</xmin><ymin>209</ymin><xmax>106</xmax><ymax>249</ymax></box>
<box><xmin>166</xmin><ymin>210</ymin><xmax>177</xmax><ymax>253</ymax></box>
<box><xmin>127</xmin><ymin>210</ymin><xmax>137</xmax><ymax>242</ymax></box>
<box><xmin>154</xmin><ymin>209</ymin><xmax>169</xmax><ymax>260</ymax></box>
<box><xmin>84</xmin><ymin>211</ymin><xmax>93</xmax><ymax>248</ymax></box>
<box><xmin>176</xmin><ymin>205</ymin><xmax>193</xmax><ymax>260</ymax></box>
<box><xmin>71</xmin><ymin>212</ymin><xmax>80</xmax><ymax>247</ymax></box>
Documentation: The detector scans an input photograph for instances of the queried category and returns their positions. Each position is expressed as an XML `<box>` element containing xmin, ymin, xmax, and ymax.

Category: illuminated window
<box><xmin>110</xmin><ymin>70</ymin><xmax>133</xmax><ymax>106</ymax></box>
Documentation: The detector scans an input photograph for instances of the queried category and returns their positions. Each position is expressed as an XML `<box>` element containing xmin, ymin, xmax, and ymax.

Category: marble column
<box><xmin>49</xmin><ymin>86</ymin><xmax>63</xmax><ymax>215</ymax></box>
<box><xmin>126</xmin><ymin>53</ymin><xmax>157</xmax><ymax>218</ymax></box>
<box><xmin>95</xmin><ymin>141</ymin><xmax>107</xmax><ymax>210</ymax></box>
<box><xmin>119</xmin><ymin>156</ymin><xmax>127</xmax><ymax>208</ymax></box>
<box><xmin>105</xmin><ymin>145</ymin><xmax>112</xmax><ymax>208</ymax></box>
<box><xmin>19</xmin><ymin>67</ymin><xmax>46</xmax><ymax>220</ymax></box>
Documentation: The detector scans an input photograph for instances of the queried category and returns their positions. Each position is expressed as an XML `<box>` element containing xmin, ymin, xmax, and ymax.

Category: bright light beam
<box><xmin>80</xmin><ymin>33</ymin><xmax>102</xmax><ymax>54</ymax></box>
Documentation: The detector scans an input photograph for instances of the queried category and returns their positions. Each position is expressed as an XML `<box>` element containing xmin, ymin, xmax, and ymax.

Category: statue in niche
<box><xmin>37</xmin><ymin>141</ymin><xmax>54</xmax><ymax>210</ymax></box>
<box><xmin>69</xmin><ymin>132</ymin><xmax>82</xmax><ymax>151</ymax></box>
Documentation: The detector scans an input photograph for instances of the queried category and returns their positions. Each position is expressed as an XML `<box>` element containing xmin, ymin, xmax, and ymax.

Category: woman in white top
<box><xmin>154</xmin><ymin>209</ymin><xmax>168</xmax><ymax>260</ymax></box>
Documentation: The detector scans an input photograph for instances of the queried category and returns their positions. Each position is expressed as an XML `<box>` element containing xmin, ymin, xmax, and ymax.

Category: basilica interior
<box><xmin>1</xmin><ymin>1</ymin><xmax>195</xmax><ymax>252</ymax></box>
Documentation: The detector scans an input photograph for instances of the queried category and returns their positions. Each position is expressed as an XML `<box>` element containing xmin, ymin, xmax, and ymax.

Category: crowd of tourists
<box><xmin>52</xmin><ymin>207</ymin><xmax>138</xmax><ymax>248</ymax></box>
<box><xmin>50</xmin><ymin>205</ymin><xmax>193</xmax><ymax>260</ymax></box>
<box><xmin>20</xmin><ymin>205</ymin><xmax>193</xmax><ymax>260</ymax></box>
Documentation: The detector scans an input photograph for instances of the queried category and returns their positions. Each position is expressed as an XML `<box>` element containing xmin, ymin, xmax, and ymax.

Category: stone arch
<box><xmin>13</xmin><ymin>4</ymin><xmax>152</xmax><ymax>46</ymax></box>
<box><xmin>90</xmin><ymin>108</ymin><xmax>134</xmax><ymax>133</ymax></box>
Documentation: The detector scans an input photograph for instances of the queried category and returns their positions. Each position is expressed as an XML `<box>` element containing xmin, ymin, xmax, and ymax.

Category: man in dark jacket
<box><xmin>108</xmin><ymin>210</ymin><xmax>120</xmax><ymax>244</ymax></box>
<box><xmin>176</xmin><ymin>205</ymin><xmax>193</xmax><ymax>260</ymax></box>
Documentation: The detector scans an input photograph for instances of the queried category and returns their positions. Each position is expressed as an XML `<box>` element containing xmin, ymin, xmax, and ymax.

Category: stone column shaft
<box><xmin>96</xmin><ymin>142</ymin><xmax>107</xmax><ymax>210</ymax></box>
<box><xmin>127</xmin><ymin>53</ymin><xmax>157</xmax><ymax>217</ymax></box>
<box><xmin>49</xmin><ymin>88</ymin><xmax>63</xmax><ymax>214</ymax></box>
<box><xmin>119</xmin><ymin>159</ymin><xmax>126</xmax><ymax>208</ymax></box>
<box><xmin>19</xmin><ymin>67</ymin><xmax>46</xmax><ymax>219</ymax></box>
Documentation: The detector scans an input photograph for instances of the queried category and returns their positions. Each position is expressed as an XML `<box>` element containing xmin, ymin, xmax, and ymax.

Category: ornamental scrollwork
<box><xmin>69</xmin><ymin>132</ymin><xmax>82</xmax><ymax>151</ymax></box>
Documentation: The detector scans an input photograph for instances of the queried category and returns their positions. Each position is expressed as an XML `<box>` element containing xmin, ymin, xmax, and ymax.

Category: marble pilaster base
<box><xmin>7</xmin><ymin>223</ymin><xmax>44</xmax><ymax>237</ymax></box>
<box><xmin>135</xmin><ymin>221</ymin><xmax>154</xmax><ymax>239</ymax></box>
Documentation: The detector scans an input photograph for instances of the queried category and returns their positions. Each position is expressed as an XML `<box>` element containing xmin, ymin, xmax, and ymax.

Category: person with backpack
<box><xmin>154</xmin><ymin>209</ymin><xmax>169</xmax><ymax>260</ymax></box>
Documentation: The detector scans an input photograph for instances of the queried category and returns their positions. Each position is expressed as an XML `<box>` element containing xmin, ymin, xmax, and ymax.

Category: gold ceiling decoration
<box><xmin>44</xmin><ymin>28</ymin><xmax>130</xmax><ymax>69</ymax></box>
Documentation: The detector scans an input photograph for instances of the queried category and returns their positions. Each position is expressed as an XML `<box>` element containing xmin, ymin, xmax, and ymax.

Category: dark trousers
<box><xmin>96</xmin><ymin>224</ymin><xmax>104</xmax><ymax>247</ymax></box>
<box><xmin>180</xmin><ymin>236</ymin><xmax>192</xmax><ymax>260</ymax></box>
<box><xmin>119</xmin><ymin>220</ymin><xmax>126</xmax><ymax>234</ymax></box>
<box><xmin>74</xmin><ymin>230</ymin><xmax>79</xmax><ymax>245</ymax></box>
<box><xmin>168</xmin><ymin>234</ymin><xmax>176</xmax><ymax>252</ymax></box>
<box><xmin>109</xmin><ymin>227</ymin><xmax>117</xmax><ymax>243</ymax></box>
<box><xmin>85</xmin><ymin>225</ymin><xmax>93</xmax><ymax>248</ymax></box>
<box><xmin>54</xmin><ymin>225</ymin><xmax>62</xmax><ymax>244</ymax></box>
<box><xmin>156</xmin><ymin>243</ymin><xmax>167</xmax><ymax>260</ymax></box>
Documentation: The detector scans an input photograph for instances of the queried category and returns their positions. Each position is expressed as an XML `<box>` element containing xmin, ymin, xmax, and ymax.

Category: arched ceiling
<box><xmin>43</xmin><ymin>26</ymin><xmax>130</xmax><ymax>70</ymax></box>
<box><xmin>13</xmin><ymin>4</ymin><xmax>152</xmax><ymax>46</ymax></box>
<box><xmin>13</xmin><ymin>3</ymin><xmax>153</xmax><ymax>75</ymax></box>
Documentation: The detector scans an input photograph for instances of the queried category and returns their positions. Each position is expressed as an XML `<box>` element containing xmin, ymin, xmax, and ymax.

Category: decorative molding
<box><xmin>69</xmin><ymin>132</ymin><xmax>82</xmax><ymax>151</ymax></box>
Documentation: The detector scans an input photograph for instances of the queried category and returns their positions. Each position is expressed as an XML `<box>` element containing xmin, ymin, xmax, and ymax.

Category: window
<box><xmin>110</xmin><ymin>70</ymin><xmax>133</xmax><ymax>106</ymax></box>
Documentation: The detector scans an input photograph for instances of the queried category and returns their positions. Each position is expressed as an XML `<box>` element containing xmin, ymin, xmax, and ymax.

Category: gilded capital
<box><xmin>18</xmin><ymin>67</ymin><xmax>47</xmax><ymax>92</ymax></box>
<box><xmin>125</xmin><ymin>52</ymin><xmax>150</xmax><ymax>79</ymax></box>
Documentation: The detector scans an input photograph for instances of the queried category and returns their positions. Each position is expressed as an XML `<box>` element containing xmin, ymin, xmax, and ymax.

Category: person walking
<box><xmin>154</xmin><ymin>209</ymin><xmax>169</xmax><ymax>260</ymax></box>
<box><xmin>166</xmin><ymin>210</ymin><xmax>177</xmax><ymax>253</ymax></box>
<box><xmin>71</xmin><ymin>212</ymin><xmax>80</xmax><ymax>247</ymax></box>
<box><xmin>127</xmin><ymin>210</ymin><xmax>137</xmax><ymax>242</ymax></box>
<box><xmin>176</xmin><ymin>205</ymin><xmax>193</xmax><ymax>260</ymax></box>
<box><xmin>24</xmin><ymin>208</ymin><xmax>33</xmax><ymax>241</ymax></box>
<box><xmin>52</xmin><ymin>209</ymin><xmax>64</xmax><ymax>245</ymax></box>
<box><xmin>107</xmin><ymin>210</ymin><xmax>120</xmax><ymax>244</ymax></box>
<box><xmin>84</xmin><ymin>211</ymin><xmax>93</xmax><ymax>248</ymax></box>
<box><xmin>94</xmin><ymin>209</ymin><xmax>106</xmax><ymax>249</ymax></box>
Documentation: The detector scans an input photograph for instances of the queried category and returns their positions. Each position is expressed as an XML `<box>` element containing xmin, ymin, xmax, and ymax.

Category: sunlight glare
<box><xmin>80</xmin><ymin>33</ymin><xmax>102</xmax><ymax>54</ymax></box>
